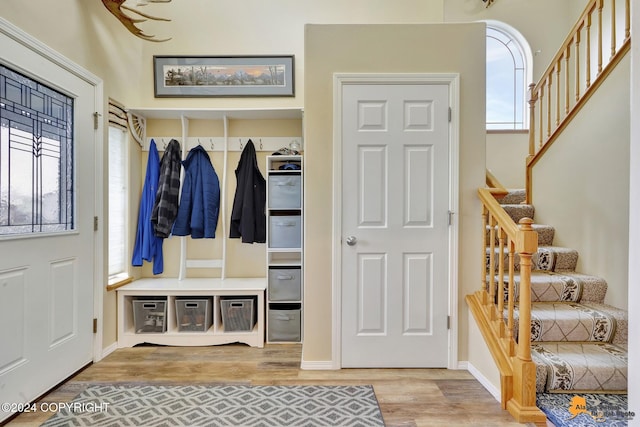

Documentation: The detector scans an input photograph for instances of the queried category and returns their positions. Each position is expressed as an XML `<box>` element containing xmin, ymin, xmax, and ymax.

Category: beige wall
<box><xmin>303</xmin><ymin>23</ymin><xmax>486</xmax><ymax>363</ymax></box>
<box><xmin>486</xmin><ymin>132</ymin><xmax>529</xmax><ymax>189</ymax></box>
<box><xmin>532</xmin><ymin>55</ymin><xmax>630</xmax><ymax>309</ymax></box>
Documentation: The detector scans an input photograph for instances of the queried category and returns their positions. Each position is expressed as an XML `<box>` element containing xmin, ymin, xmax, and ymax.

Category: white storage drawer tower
<box><xmin>266</xmin><ymin>155</ymin><xmax>303</xmax><ymax>343</ymax></box>
<box><xmin>116</xmin><ymin>108</ymin><xmax>303</xmax><ymax>348</ymax></box>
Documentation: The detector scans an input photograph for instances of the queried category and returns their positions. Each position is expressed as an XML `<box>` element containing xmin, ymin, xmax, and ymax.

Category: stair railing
<box><xmin>467</xmin><ymin>185</ymin><xmax>544</xmax><ymax>424</ymax></box>
<box><xmin>526</xmin><ymin>0</ymin><xmax>631</xmax><ymax>204</ymax></box>
<box><xmin>485</xmin><ymin>169</ymin><xmax>507</xmax><ymax>195</ymax></box>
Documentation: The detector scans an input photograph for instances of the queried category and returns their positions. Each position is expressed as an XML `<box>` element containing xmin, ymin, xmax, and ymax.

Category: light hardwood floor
<box><xmin>6</xmin><ymin>344</ymin><xmax>536</xmax><ymax>426</ymax></box>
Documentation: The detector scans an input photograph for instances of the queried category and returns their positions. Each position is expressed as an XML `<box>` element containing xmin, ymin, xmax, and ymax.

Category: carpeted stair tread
<box><xmin>496</xmin><ymin>189</ymin><xmax>526</xmax><ymax>204</ymax></box>
<box><xmin>502</xmin><ymin>204</ymin><xmax>535</xmax><ymax>223</ymax></box>
<box><xmin>534</xmin><ymin>224</ymin><xmax>555</xmax><ymax>246</ymax></box>
<box><xmin>486</xmin><ymin>245</ymin><xmax>578</xmax><ymax>272</ymax></box>
<box><xmin>532</xmin><ymin>342</ymin><xmax>627</xmax><ymax>393</ymax></box>
<box><xmin>510</xmin><ymin>302</ymin><xmax>625</xmax><ymax>344</ymax></box>
<box><xmin>581</xmin><ymin>302</ymin><xmax>628</xmax><ymax>346</ymax></box>
<box><xmin>491</xmin><ymin>271</ymin><xmax>607</xmax><ymax>304</ymax></box>
<box><xmin>535</xmin><ymin>246</ymin><xmax>579</xmax><ymax>271</ymax></box>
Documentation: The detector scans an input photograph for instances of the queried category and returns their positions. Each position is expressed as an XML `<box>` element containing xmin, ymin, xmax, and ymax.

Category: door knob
<box><xmin>346</xmin><ymin>235</ymin><xmax>357</xmax><ymax>246</ymax></box>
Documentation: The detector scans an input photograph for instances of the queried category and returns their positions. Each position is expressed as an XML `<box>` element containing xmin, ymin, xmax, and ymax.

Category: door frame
<box><xmin>0</xmin><ymin>17</ymin><xmax>105</xmax><ymax>362</ymax></box>
<box><xmin>331</xmin><ymin>73</ymin><xmax>459</xmax><ymax>369</ymax></box>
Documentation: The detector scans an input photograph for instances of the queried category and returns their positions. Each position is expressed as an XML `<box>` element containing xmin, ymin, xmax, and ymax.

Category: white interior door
<box><xmin>0</xmin><ymin>29</ymin><xmax>96</xmax><ymax>422</ymax></box>
<box><xmin>341</xmin><ymin>81</ymin><xmax>450</xmax><ymax>368</ymax></box>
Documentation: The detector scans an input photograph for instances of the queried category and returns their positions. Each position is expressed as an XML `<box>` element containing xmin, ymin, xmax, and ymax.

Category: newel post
<box><xmin>515</xmin><ymin>217</ymin><xmax>537</xmax><ymax>360</ymax></box>
<box><xmin>510</xmin><ymin>217</ymin><xmax>539</xmax><ymax>414</ymax></box>
<box><xmin>526</xmin><ymin>84</ymin><xmax>537</xmax><ymax>205</ymax></box>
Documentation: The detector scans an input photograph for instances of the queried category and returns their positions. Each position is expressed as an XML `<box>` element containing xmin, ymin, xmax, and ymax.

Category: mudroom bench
<box><xmin>117</xmin><ymin>278</ymin><xmax>266</xmax><ymax>348</ymax></box>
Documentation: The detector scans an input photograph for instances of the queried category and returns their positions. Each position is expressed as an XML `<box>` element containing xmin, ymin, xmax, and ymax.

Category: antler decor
<box><xmin>101</xmin><ymin>0</ymin><xmax>172</xmax><ymax>42</ymax></box>
<box><xmin>482</xmin><ymin>0</ymin><xmax>496</xmax><ymax>7</ymax></box>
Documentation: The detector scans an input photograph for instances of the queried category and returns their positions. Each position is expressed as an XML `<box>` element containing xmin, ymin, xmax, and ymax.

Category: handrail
<box><xmin>526</xmin><ymin>0</ymin><xmax>630</xmax><ymax>203</ymax></box>
<box><xmin>467</xmin><ymin>188</ymin><xmax>543</xmax><ymax>424</ymax></box>
<box><xmin>485</xmin><ymin>169</ymin><xmax>508</xmax><ymax>196</ymax></box>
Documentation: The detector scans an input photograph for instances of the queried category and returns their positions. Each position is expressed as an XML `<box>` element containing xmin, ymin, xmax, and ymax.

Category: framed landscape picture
<box><xmin>153</xmin><ymin>55</ymin><xmax>295</xmax><ymax>97</ymax></box>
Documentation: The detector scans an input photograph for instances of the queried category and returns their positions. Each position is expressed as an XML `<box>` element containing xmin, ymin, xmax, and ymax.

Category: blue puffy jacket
<box><xmin>172</xmin><ymin>145</ymin><xmax>220</xmax><ymax>238</ymax></box>
<box><xmin>132</xmin><ymin>139</ymin><xmax>164</xmax><ymax>274</ymax></box>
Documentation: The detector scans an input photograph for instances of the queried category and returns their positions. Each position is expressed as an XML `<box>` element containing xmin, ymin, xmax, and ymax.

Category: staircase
<box><xmin>491</xmin><ymin>189</ymin><xmax>628</xmax><ymax>424</ymax></box>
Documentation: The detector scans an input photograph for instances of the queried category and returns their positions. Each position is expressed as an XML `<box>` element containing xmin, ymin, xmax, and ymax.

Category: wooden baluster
<box><xmin>586</xmin><ymin>13</ymin><xmax>592</xmax><ymax>88</ymax></box>
<box><xmin>546</xmin><ymin>75</ymin><xmax>552</xmax><ymax>138</ymax></box>
<box><xmin>481</xmin><ymin>206</ymin><xmax>489</xmax><ymax>304</ymax></box>
<box><xmin>526</xmin><ymin>84</ymin><xmax>537</xmax><ymax>205</ymax></box>
<box><xmin>488</xmin><ymin>214</ymin><xmax>497</xmax><ymax>318</ymax></box>
<box><xmin>555</xmin><ymin>59</ymin><xmax>561</xmax><ymax>127</ymax></box>
<box><xmin>610</xmin><ymin>0</ymin><xmax>616</xmax><ymax>60</ymax></box>
<box><xmin>597</xmin><ymin>0</ymin><xmax>603</xmax><ymax>75</ymax></box>
<box><xmin>575</xmin><ymin>28</ymin><xmax>581</xmax><ymax>101</ymax></box>
<box><xmin>537</xmin><ymin>87</ymin><xmax>543</xmax><ymax>150</ymax></box>
<box><xmin>527</xmin><ymin>84</ymin><xmax>536</xmax><ymax>159</ymax></box>
<box><xmin>507</xmin><ymin>238</ymin><xmax>516</xmax><ymax>357</ymax></box>
<box><xmin>497</xmin><ymin>228</ymin><xmax>506</xmax><ymax>336</ymax></box>
<box><xmin>564</xmin><ymin>45</ymin><xmax>570</xmax><ymax>116</ymax></box>
<box><xmin>625</xmin><ymin>0</ymin><xmax>630</xmax><ymax>40</ymax></box>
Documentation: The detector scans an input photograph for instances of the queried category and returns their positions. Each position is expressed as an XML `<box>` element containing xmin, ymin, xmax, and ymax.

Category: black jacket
<box><xmin>229</xmin><ymin>140</ymin><xmax>266</xmax><ymax>243</ymax></box>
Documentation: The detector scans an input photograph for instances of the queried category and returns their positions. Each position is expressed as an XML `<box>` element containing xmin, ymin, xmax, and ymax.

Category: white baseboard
<box><xmin>465</xmin><ymin>361</ymin><xmax>501</xmax><ymax>402</ymax></box>
<box><xmin>300</xmin><ymin>360</ymin><xmax>339</xmax><ymax>370</ymax></box>
<box><xmin>101</xmin><ymin>342</ymin><xmax>118</xmax><ymax>360</ymax></box>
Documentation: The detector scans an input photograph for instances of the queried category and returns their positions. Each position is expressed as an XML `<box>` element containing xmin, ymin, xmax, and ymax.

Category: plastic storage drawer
<box><xmin>269</xmin><ymin>215</ymin><xmax>301</xmax><ymax>248</ymax></box>
<box><xmin>268</xmin><ymin>268</ymin><xmax>302</xmax><ymax>301</ymax></box>
<box><xmin>133</xmin><ymin>299</ymin><xmax>167</xmax><ymax>333</ymax></box>
<box><xmin>268</xmin><ymin>305</ymin><xmax>301</xmax><ymax>342</ymax></box>
<box><xmin>268</xmin><ymin>175</ymin><xmax>301</xmax><ymax>209</ymax></box>
<box><xmin>220</xmin><ymin>297</ymin><xmax>257</xmax><ymax>332</ymax></box>
<box><xmin>175</xmin><ymin>298</ymin><xmax>212</xmax><ymax>332</ymax></box>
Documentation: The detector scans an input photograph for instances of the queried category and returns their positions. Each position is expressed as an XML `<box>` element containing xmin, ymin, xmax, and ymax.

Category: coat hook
<box><xmin>259</xmin><ymin>138</ymin><xmax>263</xmax><ymax>150</ymax></box>
<box><xmin>162</xmin><ymin>138</ymin><xmax>167</xmax><ymax>150</ymax></box>
<box><xmin>210</xmin><ymin>138</ymin><xmax>215</xmax><ymax>150</ymax></box>
<box><xmin>239</xmin><ymin>138</ymin><xmax>243</xmax><ymax>151</ymax></box>
<box><xmin>198</xmin><ymin>138</ymin><xmax>202</xmax><ymax>146</ymax></box>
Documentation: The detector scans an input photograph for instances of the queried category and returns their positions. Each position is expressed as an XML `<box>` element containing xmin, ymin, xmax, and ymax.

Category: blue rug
<box><xmin>537</xmin><ymin>393</ymin><xmax>632</xmax><ymax>427</ymax></box>
<box><xmin>40</xmin><ymin>384</ymin><xmax>385</xmax><ymax>426</ymax></box>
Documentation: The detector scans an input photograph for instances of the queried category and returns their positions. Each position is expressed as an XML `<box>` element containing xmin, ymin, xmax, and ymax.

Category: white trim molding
<box><xmin>332</xmin><ymin>73</ymin><xmax>460</xmax><ymax>370</ymax></box>
<box><xmin>300</xmin><ymin>360</ymin><xmax>338</xmax><ymax>370</ymax></box>
<box><xmin>466</xmin><ymin>362</ymin><xmax>501</xmax><ymax>402</ymax></box>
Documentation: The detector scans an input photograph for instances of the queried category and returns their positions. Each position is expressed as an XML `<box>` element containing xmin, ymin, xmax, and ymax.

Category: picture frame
<box><xmin>153</xmin><ymin>55</ymin><xmax>295</xmax><ymax>98</ymax></box>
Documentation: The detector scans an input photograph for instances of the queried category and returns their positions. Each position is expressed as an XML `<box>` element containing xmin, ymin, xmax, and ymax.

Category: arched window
<box><xmin>485</xmin><ymin>21</ymin><xmax>532</xmax><ymax>130</ymax></box>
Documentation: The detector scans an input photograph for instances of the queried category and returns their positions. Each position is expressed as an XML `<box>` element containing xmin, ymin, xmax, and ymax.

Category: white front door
<box><xmin>341</xmin><ymin>81</ymin><xmax>450</xmax><ymax>368</ymax></box>
<box><xmin>0</xmin><ymin>28</ymin><xmax>96</xmax><ymax>422</ymax></box>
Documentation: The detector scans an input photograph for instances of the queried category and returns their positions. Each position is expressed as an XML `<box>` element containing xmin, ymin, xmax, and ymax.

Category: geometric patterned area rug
<box><xmin>40</xmin><ymin>384</ymin><xmax>385</xmax><ymax>426</ymax></box>
<box><xmin>536</xmin><ymin>393</ymin><xmax>633</xmax><ymax>427</ymax></box>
